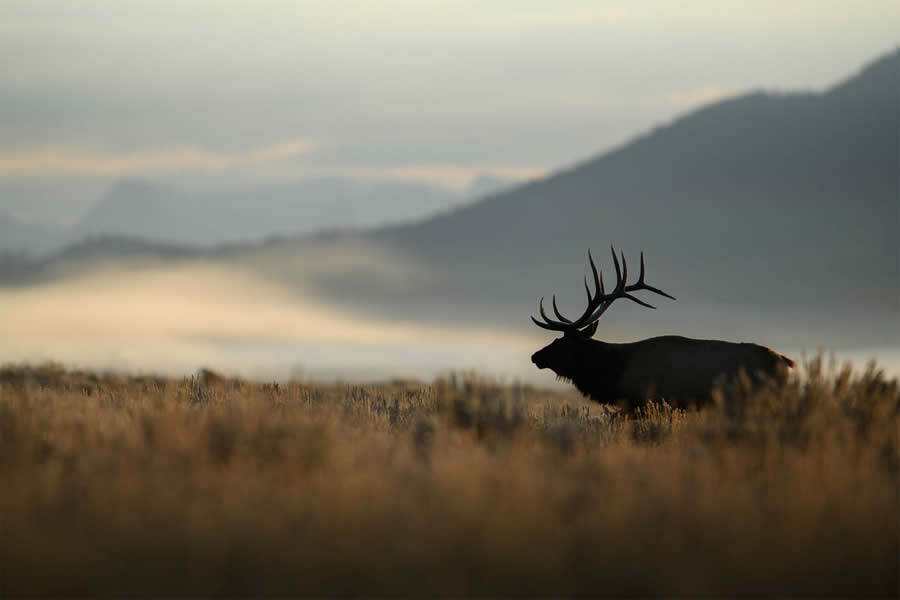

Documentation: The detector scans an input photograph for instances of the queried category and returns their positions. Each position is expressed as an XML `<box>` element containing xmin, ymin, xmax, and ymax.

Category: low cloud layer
<box><xmin>2</xmin><ymin>259</ymin><xmax>898</xmax><ymax>382</ymax></box>
<box><xmin>0</xmin><ymin>263</ymin><xmax>542</xmax><ymax>381</ymax></box>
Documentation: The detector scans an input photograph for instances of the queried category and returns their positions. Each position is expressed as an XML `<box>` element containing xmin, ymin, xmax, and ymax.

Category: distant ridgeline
<box><xmin>2</xmin><ymin>50</ymin><xmax>897</xmax><ymax>325</ymax></box>
<box><xmin>0</xmin><ymin>176</ymin><xmax>505</xmax><ymax>258</ymax></box>
<box><xmin>375</xmin><ymin>49</ymin><xmax>899</xmax><ymax>313</ymax></box>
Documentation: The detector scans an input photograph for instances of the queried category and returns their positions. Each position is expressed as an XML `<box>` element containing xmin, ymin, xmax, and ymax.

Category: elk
<box><xmin>531</xmin><ymin>246</ymin><xmax>794</xmax><ymax>412</ymax></box>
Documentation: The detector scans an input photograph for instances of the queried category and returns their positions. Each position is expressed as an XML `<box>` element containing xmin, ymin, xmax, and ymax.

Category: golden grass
<box><xmin>0</xmin><ymin>360</ymin><xmax>897</xmax><ymax>597</ymax></box>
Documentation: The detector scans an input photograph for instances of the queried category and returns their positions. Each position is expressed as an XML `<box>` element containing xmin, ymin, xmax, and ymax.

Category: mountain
<box><xmin>45</xmin><ymin>234</ymin><xmax>197</xmax><ymax>263</ymax></box>
<box><xmin>5</xmin><ymin>50</ymin><xmax>897</xmax><ymax>351</ymax></box>
<box><xmin>0</xmin><ymin>213</ymin><xmax>68</xmax><ymax>257</ymax></box>
<box><xmin>368</xmin><ymin>49</ymin><xmax>898</xmax><ymax>317</ymax></box>
<box><xmin>73</xmin><ymin>177</ymin><xmax>472</xmax><ymax>247</ymax></box>
<box><xmin>465</xmin><ymin>175</ymin><xmax>518</xmax><ymax>200</ymax></box>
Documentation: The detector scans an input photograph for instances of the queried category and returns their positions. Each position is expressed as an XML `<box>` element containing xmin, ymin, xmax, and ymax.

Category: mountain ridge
<box><xmin>0</xmin><ymin>173</ymin><xmax>518</xmax><ymax>257</ymax></box>
<box><xmin>5</xmin><ymin>50</ymin><xmax>897</xmax><ymax>333</ymax></box>
<box><xmin>72</xmin><ymin>177</ymin><xmax>471</xmax><ymax>248</ymax></box>
<box><xmin>369</xmin><ymin>49</ymin><xmax>898</xmax><ymax>312</ymax></box>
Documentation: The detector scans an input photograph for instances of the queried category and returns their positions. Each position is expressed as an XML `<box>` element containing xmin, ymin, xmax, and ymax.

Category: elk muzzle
<box><xmin>531</xmin><ymin>347</ymin><xmax>550</xmax><ymax>369</ymax></box>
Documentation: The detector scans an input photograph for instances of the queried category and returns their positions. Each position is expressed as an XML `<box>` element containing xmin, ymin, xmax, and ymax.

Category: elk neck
<box><xmin>566</xmin><ymin>339</ymin><xmax>629</xmax><ymax>405</ymax></box>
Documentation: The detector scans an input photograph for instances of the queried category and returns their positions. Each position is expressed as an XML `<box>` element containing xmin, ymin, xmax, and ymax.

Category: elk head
<box><xmin>530</xmin><ymin>246</ymin><xmax>676</xmax><ymax>380</ymax></box>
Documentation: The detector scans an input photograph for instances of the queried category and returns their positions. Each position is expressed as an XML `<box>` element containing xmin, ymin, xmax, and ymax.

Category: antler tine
<box><xmin>622</xmin><ymin>293</ymin><xmax>656</xmax><ymax>309</ymax></box>
<box><xmin>624</xmin><ymin>250</ymin><xmax>677</xmax><ymax>300</ymax></box>
<box><xmin>531</xmin><ymin>315</ymin><xmax>567</xmax><ymax>331</ymax></box>
<box><xmin>584</xmin><ymin>271</ymin><xmax>606</xmax><ymax>300</ymax></box>
<box><xmin>610</xmin><ymin>245</ymin><xmax>622</xmax><ymax>286</ymax></box>
<box><xmin>539</xmin><ymin>297</ymin><xmax>566</xmax><ymax>326</ymax></box>
<box><xmin>587</xmin><ymin>249</ymin><xmax>601</xmax><ymax>301</ymax></box>
<box><xmin>643</xmin><ymin>284</ymin><xmax>676</xmax><ymax>301</ymax></box>
<box><xmin>552</xmin><ymin>295</ymin><xmax>572</xmax><ymax>323</ymax></box>
<box><xmin>562</xmin><ymin>248</ymin><xmax>607</xmax><ymax>329</ymax></box>
<box><xmin>634</xmin><ymin>251</ymin><xmax>646</xmax><ymax>285</ymax></box>
<box><xmin>629</xmin><ymin>280</ymin><xmax>677</xmax><ymax>300</ymax></box>
<box><xmin>531</xmin><ymin>297</ymin><xmax>571</xmax><ymax>331</ymax></box>
<box><xmin>620</xmin><ymin>250</ymin><xmax>627</xmax><ymax>287</ymax></box>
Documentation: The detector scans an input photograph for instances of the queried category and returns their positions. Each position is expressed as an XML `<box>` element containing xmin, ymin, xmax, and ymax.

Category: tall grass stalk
<box><xmin>0</xmin><ymin>360</ymin><xmax>896</xmax><ymax>597</ymax></box>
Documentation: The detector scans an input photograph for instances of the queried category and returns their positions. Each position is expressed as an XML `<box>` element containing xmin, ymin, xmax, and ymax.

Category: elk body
<box><xmin>531</xmin><ymin>247</ymin><xmax>794</xmax><ymax>412</ymax></box>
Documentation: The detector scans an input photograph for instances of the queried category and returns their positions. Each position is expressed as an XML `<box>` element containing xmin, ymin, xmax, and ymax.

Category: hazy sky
<box><xmin>2</xmin><ymin>1</ymin><xmax>898</xmax><ymax>222</ymax></box>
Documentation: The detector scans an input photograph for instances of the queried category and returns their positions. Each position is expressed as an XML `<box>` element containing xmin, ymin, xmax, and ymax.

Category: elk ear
<box><xmin>579</xmin><ymin>321</ymin><xmax>599</xmax><ymax>338</ymax></box>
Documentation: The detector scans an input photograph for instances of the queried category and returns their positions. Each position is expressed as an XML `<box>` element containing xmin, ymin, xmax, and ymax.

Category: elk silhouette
<box><xmin>531</xmin><ymin>246</ymin><xmax>794</xmax><ymax>411</ymax></box>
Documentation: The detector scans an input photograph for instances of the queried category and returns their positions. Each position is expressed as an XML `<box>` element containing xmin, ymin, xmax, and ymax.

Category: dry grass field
<box><xmin>0</xmin><ymin>360</ymin><xmax>897</xmax><ymax>597</ymax></box>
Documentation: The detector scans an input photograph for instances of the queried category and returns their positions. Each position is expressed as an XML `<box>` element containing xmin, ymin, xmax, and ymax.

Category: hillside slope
<box><xmin>4</xmin><ymin>51</ymin><xmax>896</xmax><ymax>351</ymax></box>
<box><xmin>74</xmin><ymin>178</ymin><xmax>468</xmax><ymax>247</ymax></box>
<box><xmin>0</xmin><ymin>213</ymin><xmax>67</xmax><ymax>257</ymax></box>
<box><xmin>375</xmin><ymin>50</ymin><xmax>899</xmax><ymax>312</ymax></box>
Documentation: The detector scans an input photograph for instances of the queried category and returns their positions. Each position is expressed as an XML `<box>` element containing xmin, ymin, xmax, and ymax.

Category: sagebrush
<box><xmin>0</xmin><ymin>360</ymin><xmax>897</xmax><ymax>597</ymax></box>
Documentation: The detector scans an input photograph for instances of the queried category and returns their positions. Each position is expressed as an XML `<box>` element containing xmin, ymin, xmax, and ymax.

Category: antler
<box><xmin>531</xmin><ymin>248</ymin><xmax>602</xmax><ymax>331</ymax></box>
<box><xmin>585</xmin><ymin>246</ymin><xmax>677</xmax><ymax>322</ymax></box>
<box><xmin>531</xmin><ymin>245</ymin><xmax>676</xmax><ymax>333</ymax></box>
